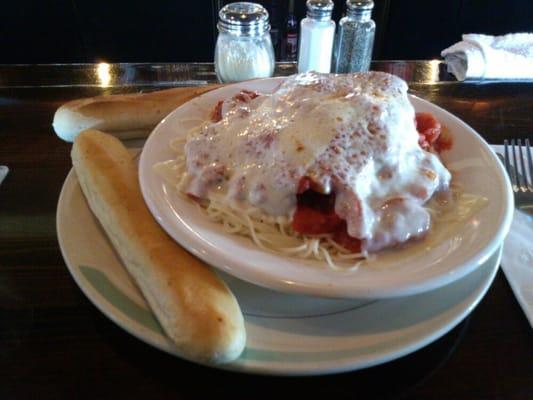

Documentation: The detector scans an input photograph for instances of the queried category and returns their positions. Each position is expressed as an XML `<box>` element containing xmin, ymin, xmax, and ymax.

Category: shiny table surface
<box><xmin>0</xmin><ymin>62</ymin><xmax>532</xmax><ymax>399</ymax></box>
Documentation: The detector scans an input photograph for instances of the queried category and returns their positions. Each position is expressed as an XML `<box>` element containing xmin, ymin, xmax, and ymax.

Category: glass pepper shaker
<box><xmin>332</xmin><ymin>0</ymin><xmax>375</xmax><ymax>73</ymax></box>
<box><xmin>215</xmin><ymin>2</ymin><xmax>275</xmax><ymax>83</ymax></box>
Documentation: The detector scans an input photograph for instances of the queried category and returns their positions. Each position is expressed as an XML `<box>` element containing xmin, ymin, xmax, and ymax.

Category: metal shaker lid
<box><xmin>306</xmin><ymin>0</ymin><xmax>334</xmax><ymax>21</ymax></box>
<box><xmin>347</xmin><ymin>0</ymin><xmax>374</xmax><ymax>12</ymax></box>
<box><xmin>218</xmin><ymin>2</ymin><xmax>270</xmax><ymax>36</ymax></box>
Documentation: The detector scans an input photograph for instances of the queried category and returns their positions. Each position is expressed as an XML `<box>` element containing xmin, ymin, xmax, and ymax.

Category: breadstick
<box><xmin>71</xmin><ymin>129</ymin><xmax>245</xmax><ymax>363</ymax></box>
<box><xmin>55</xmin><ymin>84</ymin><xmax>222</xmax><ymax>142</ymax></box>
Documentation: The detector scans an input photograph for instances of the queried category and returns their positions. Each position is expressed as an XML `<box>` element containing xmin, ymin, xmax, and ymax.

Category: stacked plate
<box><xmin>57</xmin><ymin>78</ymin><xmax>513</xmax><ymax>375</ymax></box>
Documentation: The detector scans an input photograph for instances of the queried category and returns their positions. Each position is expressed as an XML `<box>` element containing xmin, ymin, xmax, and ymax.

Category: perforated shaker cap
<box><xmin>218</xmin><ymin>2</ymin><xmax>270</xmax><ymax>36</ymax></box>
<box><xmin>346</xmin><ymin>0</ymin><xmax>374</xmax><ymax>16</ymax></box>
<box><xmin>306</xmin><ymin>0</ymin><xmax>334</xmax><ymax>21</ymax></box>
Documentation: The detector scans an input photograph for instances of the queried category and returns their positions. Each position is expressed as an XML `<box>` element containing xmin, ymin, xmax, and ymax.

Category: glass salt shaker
<box><xmin>298</xmin><ymin>0</ymin><xmax>336</xmax><ymax>73</ymax></box>
<box><xmin>215</xmin><ymin>2</ymin><xmax>275</xmax><ymax>83</ymax></box>
<box><xmin>332</xmin><ymin>0</ymin><xmax>375</xmax><ymax>73</ymax></box>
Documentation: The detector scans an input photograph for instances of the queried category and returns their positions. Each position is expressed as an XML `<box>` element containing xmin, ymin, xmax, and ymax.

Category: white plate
<box><xmin>139</xmin><ymin>77</ymin><xmax>513</xmax><ymax>299</ymax></box>
<box><xmin>57</xmin><ymin>166</ymin><xmax>501</xmax><ymax>375</ymax></box>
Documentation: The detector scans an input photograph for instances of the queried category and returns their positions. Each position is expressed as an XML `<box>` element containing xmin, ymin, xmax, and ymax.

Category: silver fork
<box><xmin>503</xmin><ymin>139</ymin><xmax>533</xmax><ymax>213</ymax></box>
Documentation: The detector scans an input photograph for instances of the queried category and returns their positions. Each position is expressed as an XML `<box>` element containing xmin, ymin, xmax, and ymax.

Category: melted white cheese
<box><xmin>184</xmin><ymin>72</ymin><xmax>451</xmax><ymax>252</ymax></box>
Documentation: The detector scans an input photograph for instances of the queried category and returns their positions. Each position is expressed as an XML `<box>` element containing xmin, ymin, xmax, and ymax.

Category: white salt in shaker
<box><xmin>297</xmin><ymin>0</ymin><xmax>336</xmax><ymax>73</ymax></box>
<box><xmin>215</xmin><ymin>2</ymin><xmax>275</xmax><ymax>83</ymax></box>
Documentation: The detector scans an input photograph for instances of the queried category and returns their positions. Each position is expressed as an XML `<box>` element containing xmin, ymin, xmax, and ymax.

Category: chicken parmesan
<box><xmin>157</xmin><ymin>72</ymin><xmax>452</xmax><ymax>268</ymax></box>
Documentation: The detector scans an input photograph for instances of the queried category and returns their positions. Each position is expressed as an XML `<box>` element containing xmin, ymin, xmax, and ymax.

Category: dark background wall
<box><xmin>1</xmin><ymin>0</ymin><xmax>532</xmax><ymax>64</ymax></box>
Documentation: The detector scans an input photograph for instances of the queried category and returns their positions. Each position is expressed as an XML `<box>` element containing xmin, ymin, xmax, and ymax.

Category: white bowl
<box><xmin>139</xmin><ymin>77</ymin><xmax>513</xmax><ymax>299</ymax></box>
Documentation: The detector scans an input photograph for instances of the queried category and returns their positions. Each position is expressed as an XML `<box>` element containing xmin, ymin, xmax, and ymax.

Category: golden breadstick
<box><xmin>71</xmin><ymin>129</ymin><xmax>245</xmax><ymax>363</ymax></box>
<box><xmin>54</xmin><ymin>84</ymin><xmax>222</xmax><ymax>142</ymax></box>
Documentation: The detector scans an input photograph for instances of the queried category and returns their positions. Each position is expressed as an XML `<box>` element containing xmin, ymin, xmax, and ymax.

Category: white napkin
<box><xmin>492</xmin><ymin>145</ymin><xmax>533</xmax><ymax>328</ymax></box>
<box><xmin>441</xmin><ymin>33</ymin><xmax>533</xmax><ymax>81</ymax></box>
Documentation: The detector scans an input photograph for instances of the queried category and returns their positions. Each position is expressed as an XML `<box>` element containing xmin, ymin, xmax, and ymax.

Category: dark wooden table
<box><xmin>1</xmin><ymin>62</ymin><xmax>532</xmax><ymax>399</ymax></box>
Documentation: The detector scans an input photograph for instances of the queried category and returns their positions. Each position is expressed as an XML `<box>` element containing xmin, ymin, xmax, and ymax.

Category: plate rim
<box><xmin>138</xmin><ymin>77</ymin><xmax>513</xmax><ymax>299</ymax></box>
<box><xmin>57</xmin><ymin>162</ymin><xmax>502</xmax><ymax>376</ymax></box>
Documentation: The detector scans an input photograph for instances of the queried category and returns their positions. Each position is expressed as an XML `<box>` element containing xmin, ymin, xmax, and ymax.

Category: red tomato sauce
<box><xmin>292</xmin><ymin>112</ymin><xmax>448</xmax><ymax>253</ymax></box>
<box><xmin>292</xmin><ymin>182</ymin><xmax>362</xmax><ymax>252</ymax></box>
<box><xmin>211</xmin><ymin>100</ymin><xmax>223</xmax><ymax>122</ymax></box>
<box><xmin>211</xmin><ymin>90</ymin><xmax>260</xmax><ymax>122</ymax></box>
<box><xmin>415</xmin><ymin>112</ymin><xmax>441</xmax><ymax>151</ymax></box>
<box><xmin>415</xmin><ymin>112</ymin><xmax>453</xmax><ymax>152</ymax></box>
<box><xmin>435</xmin><ymin>130</ymin><xmax>453</xmax><ymax>152</ymax></box>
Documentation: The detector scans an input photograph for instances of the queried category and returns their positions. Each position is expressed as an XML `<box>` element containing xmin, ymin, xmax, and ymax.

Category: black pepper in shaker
<box><xmin>332</xmin><ymin>0</ymin><xmax>375</xmax><ymax>73</ymax></box>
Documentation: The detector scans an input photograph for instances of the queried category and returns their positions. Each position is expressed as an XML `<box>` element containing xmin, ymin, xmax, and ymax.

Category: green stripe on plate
<box><xmin>79</xmin><ymin>265</ymin><xmax>383</xmax><ymax>364</ymax></box>
<box><xmin>79</xmin><ymin>266</ymin><xmax>164</xmax><ymax>335</ymax></box>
